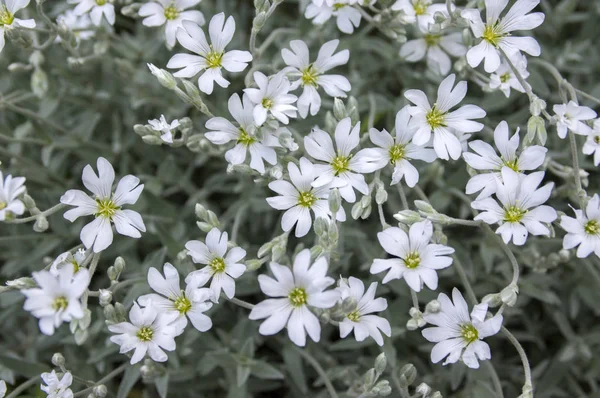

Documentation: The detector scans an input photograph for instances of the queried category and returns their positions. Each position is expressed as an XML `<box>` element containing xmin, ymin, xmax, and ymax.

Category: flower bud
<box><xmin>374</xmin><ymin>353</ymin><xmax>387</xmax><ymax>374</ymax></box>
<box><xmin>99</xmin><ymin>289</ymin><xmax>113</xmax><ymax>306</ymax></box>
<box><xmin>415</xmin><ymin>382</ymin><xmax>432</xmax><ymax>396</ymax></box>
<box><xmin>406</xmin><ymin>318</ymin><xmax>419</xmax><ymax>330</ymax></box>
<box><xmin>253</xmin><ymin>12</ymin><xmax>267</xmax><ymax>29</ymax></box>
<box><xmin>33</xmin><ymin>216</ymin><xmax>49</xmax><ymax>232</ymax></box>
<box><xmin>245</xmin><ymin>259</ymin><xmax>263</xmax><ymax>271</ymax></box>
<box><xmin>310</xmin><ymin>245</ymin><xmax>324</xmax><ymax>259</ymax></box>
<box><xmin>269</xmin><ymin>164</ymin><xmax>283</xmax><ymax>180</ymax></box>
<box><xmin>107</xmin><ymin>266</ymin><xmax>118</xmax><ymax>281</ymax></box>
<box><xmin>414</xmin><ymin>200</ymin><xmax>434</xmax><ymax>214</ymax></box>
<box><xmin>147</xmin><ymin>63</ymin><xmax>177</xmax><ymax>89</ymax></box>
<box><xmin>430</xmin><ymin>392</ymin><xmax>443</xmax><ymax>398</ymax></box>
<box><xmin>142</xmin><ymin>135</ymin><xmax>164</xmax><ymax>145</ymax></box>
<box><xmin>93</xmin><ymin>385</ymin><xmax>108</xmax><ymax>398</ymax></box>
<box><xmin>375</xmin><ymin>186</ymin><xmax>388</xmax><ymax>205</ymax></box>
<box><xmin>482</xmin><ymin>293</ymin><xmax>502</xmax><ymax>308</ymax></box>
<box><xmin>103</xmin><ymin>304</ymin><xmax>116</xmax><ymax>321</ymax></box>
<box><xmin>351</xmin><ymin>201</ymin><xmax>363</xmax><ymax>220</ymax></box>
<box><xmin>500</xmin><ymin>284</ymin><xmax>519</xmax><ymax>306</ymax></box>
<box><xmin>52</xmin><ymin>353</ymin><xmax>65</xmax><ymax>367</ymax></box>
<box><xmin>114</xmin><ymin>302</ymin><xmax>127</xmax><ymax>321</ymax></box>
<box><xmin>271</xmin><ymin>244</ymin><xmax>286</xmax><ymax>262</ymax></box>
<box><xmin>197</xmin><ymin>221</ymin><xmax>213</xmax><ymax>233</ymax></box>
<box><xmin>393</xmin><ymin>210</ymin><xmax>422</xmax><ymax>224</ymax></box>
<box><xmin>363</xmin><ymin>368</ymin><xmax>376</xmax><ymax>388</ymax></box>
<box><xmin>114</xmin><ymin>257</ymin><xmax>125</xmax><ymax>273</ymax></box>
<box><xmin>31</xmin><ymin>68</ymin><xmax>48</xmax><ymax>98</ymax></box>
<box><xmin>333</xmin><ymin>98</ymin><xmax>347</xmax><ymax>120</ymax></box>
<box><xmin>529</xmin><ymin>96</ymin><xmax>547</xmax><ymax>116</ymax></box>
<box><xmin>318</xmin><ymin>311</ymin><xmax>330</xmax><ymax>324</ymax></box>
<box><xmin>6</xmin><ymin>277</ymin><xmax>36</xmax><ymax>289</ymax></box>
<box><xmin>328</xmin><ymin>188</ymin><xmax>342</xmax><ymax>214</ymax></box>
<box><xmin>399</xmin><ymin>363</ymin><xmax>416</xmax><ymax>385</ymax></box>
<box><xmin>195</xmin><ymin>203</ymin><xmax>208</xmax><ymax>220</ymax></box>
<box><xmin>425</xmin><ymin>299</ymin><xmax>441</xmax><ymax>314</ymax></box>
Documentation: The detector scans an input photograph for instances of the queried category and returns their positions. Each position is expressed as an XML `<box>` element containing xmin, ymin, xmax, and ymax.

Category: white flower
<box><xmin>304</xmin><ymin>118</ymin><xmax>377</xmax><ymax>203</ymax></box>
<box><xmin>138</xmin><ymin>262</ymin><xmax>213</xmax><ymax>334</ymax></box>
<box><xmin>583</xmin><ymin>120</ymin><xmax>600</xmax><ymax>166</ymax></box>
<box><xmin>0</xmin><ymin>0</ymin><xmax>35</xmax><ymax>54</ymax></box>
<box><xmin>0</xmin><ymin>380</ymin><xmax>5</xmax><ymax>398</ymax></box>
<box><xmin>400</xmin><ymin>30</ymin><xmax>467</xmax><ymax>76</ymax></box>
<box><xmin>371</xmin><ymin>221</ymin><xmax>454</xmax><ymax>292</ymax></box>
<box><xmin>185</xmin><ymin>228</ymin><xmax>247</xmax><ymax>301</ymax></box>
<box><xmin>560</xmin><ymin>194</ymin><xmax>600</xmax><ymax>258</ymax></box>
<box><xmin>205</xmin><ymin>93</ymin><xmax>279</xmax><ymax>173</ymax></box>
<box><xmin>422</xmin><ymin>288</ymin><xmax>503</xmax><ymax>369</ymax></box>
<box><xmin>267</xmin><ymin>157</ymin><xmax>345</xmax><ymax>237</ymax></box>
<box><xmin>22</xmin><ymin>266</ymin><xmax>90</xmax><ymax>336</ymax></box>
<box><xmin>167</xmin><ymin>13</ymin><xmax>252</xmax><ymax>94</ymax></box>
<box><xmin>0</xmin><ymin>171</ymin><xmax>26</xmax><ymax>221</ymax></box>
<box><xmin>405</xmin><ymin>74</ymin><xmax>486</xmax><ymax>160</ymax></box>
<box><xmin>359</xmin><ymin>106</ymin><xmax>437</xmax><ymax>187</ymax></box>
<box><xmin>41</xmin><ymin>370</ymin><xmax>73</xmax><ymax>398</ymax></box>
<box><xmin>60</xmin><ymin>157</ymin><xmax>146</xmax><ymax>253</ymax></box>
<box><xmin>108</xmin><ymin>302</ymin><xmax>178</xmax><ymax>364</ymax></box>
<box><xmin>488</xmin><ymin>52</ymin><xmax>529</xmax><ymax>97</ymax></box>
<box><xmin>391</xmin><ymin>0</ymin><xmax>448</xmax><ymax>30</ymax></box>
<box><xmin>249</xmin><ymin>249</ymin><xmax>340</xmax><ymax>346</ymax></box>
<box><xmin>56</xmin><ymin>10</ymin><xmax>94</xmax><ymax>42</ymax></box>
<box><xmin>49</xmin><ymin>248</ymin><xmax>87</xmax><ymax>276</ymax></box>
<box><xmin>281</xmin><ymin>39</ymin><xmax>351</xmax><ymax>118</ymax></box>
<box><xmin>139</xmin><ymin>0</ymin><xmax>204</xmax><ymax>49</ymax></box>
<box><xmin>148</xmin><ymin>115</ymin><xmax>180</xmax><ymax>144</ymax></box>
<box><xmin>244</xmin><ymin>72</ymin><xmax>298</xmax><ymax>126</ymax></box>
<box><xmin>305</xmin><ymin>0</ymin><xmax>362</xmax><ymax>34</ymax></box>
<box><xmin>463</xmin><ymin>120</ymin><xmax>547</xmax><ymax>199</ymax></box>
<box><xmin>472</xmin><ymin>167</ymin><xmax>557</xmax><ymax>245</ymax></box>
<box><xmin>337</xmin><ymin>277</ymin><xmax>391</xmax><ymax>346</ymax></box>
<box><xmin>462</xmin><ymin>0</ymin><xmax>545</xmax><ymax>73</ymax></box>
<box><xmin>68</xmin><ymin>0</ymin><xmax>115</xmax><ymax>26</ymax></box>
<box><xmin>553</xmin><ymin>101</ymin><xmax>597</xmax><ymax>139</ymax></box>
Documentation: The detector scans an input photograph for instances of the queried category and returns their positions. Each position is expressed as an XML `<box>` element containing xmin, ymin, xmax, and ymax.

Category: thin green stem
<box><xmin>501</xmin><ymin>326</ymin><xmax>533</xmax><ymax>393</ymax></box>
<box><xmin>291</xmin><ymin>346</ymin><xmax>339</xmax><ymax>398</ymax></box>
<box><xmin>397</xmin><ymin>182</ymin><xmax>409</xmax><ymax>210</ymax></box>
<box><xmin>484</xmin><ymin>361</ymin><xmax>505</xmax><ymax>398</ymax></box>
<box><xmin>4</xmin><ymin>203</ymin><xmax>66</xmax><ymax>224</ymax></box>
<box><xmin>72</xmin><ymin>363</ymin><xmax>128</xmax><ymax>397</ymax></box>
<box><xmin>225</xmin><ymin>295</ymin><xmax>255</xmax><ymax>310</ymax></box>
<box><xmin>568</xmin><ymin>131</ymin><xmax>586</xmax><ymax>209</ymax></box>
<box><xmin>6</xmin><ymin>376</ymin><xmax>40</xmax><ymax>398</ymax></box>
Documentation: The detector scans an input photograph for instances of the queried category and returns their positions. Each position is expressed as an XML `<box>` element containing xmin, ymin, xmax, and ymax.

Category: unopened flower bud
<box><xmin>253</xmin><ymin>12</ymin><xmax>267</xmax><ymax>29</ymax></box>
<box><xmin>318</xmin><ymin>311</ymin><xmax>330</xmax><ymax>324</ymax></box>
<box><xmin>245</xmin><ymin>259</ymin><xmax>263</xmax><ymax>271</ymax></box>
<box><xmin>363</xmin><ymin>368</ymin><xmax>376</xmax><ymax>388</ymax></box>
<box><xmin>333</xmin><ymin>98</ymin><xmax>347</xmax><ymax>120</ymax></box>
<box><xmin>142</xmin><ymin>135</ymin><xmax>164</xmax><ymax>145</ymax></box>
<box><xmin>425</xmin><ymin>299</ymin><xmax>441</xmax><ymax>314</ymax></box>
<box><xmin>329</xmin><ymin>188</ymin><xmax>342</xmax><ymax>214</ymax></box>
<box><xmin>399</xmin><ymin>363</ymin><xmax>416</xmax><ymax>385</ymax></box>
<box><xmin>148</xmin><ymin>63</ymin><xmax>177</xmax><ymax>89</ymax></box>
<box><xmin>482</xmin><ymin>293</ymin><xmax>502</xmax><ymax>308</ymax></box>
<box><xmin>430</xmin><ymin>392</ymin><xmax>443</xmax><ymax>398</ymax></box>
<box><xmin>500</xmin><ymin>284</ymin><xmax>519</xmax><ymax>306</ymax></box>
<box><xmin>103</xmin><ymin>304</ymin><xmax>116</xmax><ymax>321</ymax></box>
<box><xmin>195</xmin><ymin>203</ymin><xmax>208</xmax><ymax>219</ymax></box>
<box><xmin>52</xmin><ymin>353</ymin><xmax>65</xmax><ymax>367</ymax></box>
<box><xmin>93</xmin><ymin>385</ymin><xmax>107</xmax><ymax>398</ymax></box>
<box><xmin>269</xmin><ymin>164</ymin><xmax>283</xmax><ymax>180</ymax></box>
<box><xmin>529</xmin><ymin>96</ymin><xmax>546</xmax><ymax>116</ymax></box>
<box><xmin>197</xmin><ymin>221</ymin><xmax>213</xmax><ymax>233</ymax></box>
<box><xmin>114</xmin><ymin>257</ymin><xmax>125</xmax><ymax>273</ymax></box>
<box><xmin>99</xmin><ymin>289</ymin><xmax>113</xmax><ymax>306</ymax></box>
<box><xmin>33</xmin><ymin>216</ymin><xmax>49</xmax><ymax>232</ymax></box>
<box><xmin>6</xmin><ymin>277</ymin><xmax>36</xmax><ymax>289</ymax></box>
<box><xmin>416</xmin><ymin>382</ymin><xmax>432</xmax><ymax>396</ymax></box>
<box><xmin>393</xmin><ymin>210</ymin><xmax>422</xmax><ymax>224</ymax></box>
<box><xmin>374</xmin><ymin>353</ymin><xmax>387</xmax><ymax>374</ymax></box>
<box><xmin>310</xmin><ymin>245</ymin><xmax>324</xmax><ymax>259</ymax></box>
<box><xmin>414</xmin><ymin>200</ymin><xmax>434</xmax><ymax>214</ymax></box>
<box><xmin>375</xmin><ymin>186</ymin><xmax>388</xmax><ymax>205</ymax></box>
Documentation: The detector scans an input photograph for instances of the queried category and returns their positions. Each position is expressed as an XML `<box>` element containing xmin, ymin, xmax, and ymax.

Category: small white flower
<box><xmin>305</xmin><ymin>117</ymin><xmax>378</xmax><ymax>203</ymax></box>
<box><xmin>22</xmin><ymin>266</ymin><xmax>90</xmax><ymax>336</ymax></box>
<box><xmin>60</xmin><ymin>157</ymin><xmax>146</xmax><ymax>253</ymax></box>
<box><xmin>205</xmin><ymin>93</ymin><xmax>279</xmax><ymax>173</ymax></box>
<box><xmin>148</xmin><ymin>115</ymin><xmax>180</xmax><ymax>144</ymax></box>
<box><xmin>281</xmin><ymin>39</ymin><xmax>351</xmax><ymax>118</ymax></box>
<box><xmin>41</xmin><ymin>370</ymin><xmax>73</xmax><ymax>398</ymax></box>
<box><xmin>244</xmin><ymin>72</ymin><xmax>298</xmax><ymax>126</ymax></box>
<box><xmin>422</xmin><ymin>288</ymin><xmax>503</xmax><ymax>369</ymax></box>
<box><xmin>462</xmin><ymin>0</ymin><xmax>545</xmax><ymax>73</ymax></box>
<box><xmin>139</xmin><ymin>0</ymin><xmax>204</xmax><ymax>49</ymax></box>
<box><xmin>108</xmin><ymin>302</ymin><xmax>178</xmax><ymax>364</ymax></box>
<box><xmin>49</xmin><ymin>248</ymin><xmax>87</xmax><ymax>276</ymax></box>
<box><xmin>0</xmin><ymin>0</ymin><xmax>36</xmax><ymax>54</ymax></box>
<box><xmin>249</xmin><ymin>249</ymin><xmax>340</xmax><ymax>346</ymax></box>
<box><xmin>337</xmin><ymin>277</ymin><xmax>391</xmax><ymax>346</ymax></box>
<box><xmin>392</xmin><ymin>0</ymin><xmax>448</xmax><ymax>30</ymax></box>
<box><xmin>463</xmin><ymin>120</ymin><xmax>547</xmax><ymax>199</ymax></box>
<box><xmin>561</xmin><ymin>194</ymin><xmax>600</xmax><ymax>258</ymax></box>
<box><xmin>305</xmin><ymin>0</ymin><xmax>362</xmax><ymax>34</ymax></box>
<box><xmin>472</xmin><ymin>167</ymin><xmax>557</xmax><ymax>245</ymax></box>
<box><xmin>0</xmin><ymin>380</ymin><xmax>5</xmax><ymax>398</ymax></box>
<box><xmin>488</xmin><ymin>52</ymin><xmax>529</xmax><ymax>97</ymax></box>
<box><xmin>371</xmin><ymin>220</ymin><xmax>454</xmax><ymax>292</ymax></box>
<box><xmin>138</xmin><ymin>262</ymin><xmax>213</xmax><ymax>334</ymax></box>
<box><xmin>0</xmin><ymin>171</ymin><xmax>26</xmax><ymax>221</ymax></box>
<box><xmin>583</xmin><ymin>120</ymin><xmax>600</xmax><ymax>166</ymax></box>
<box><xmin>185</xmin><ymin>228</ymin><xmax>247</xmax><ymax>301</ymax></box>
<box><xmin>359</xmin><ymin>106</ymin><xmax>437</xmax><ymax>187</ymax></box>
<box><xmin>267</xmin><ymin>157</ymin><xmax>346</xmax><ymax>237</ymax></box>
<box><xmin>553</xmin><ymin>101</ymin><xmax>597</xmax><ymax>139</ymax></box>
<box><xmin>56</xmin><ymin>10</ymin><xmax>94</xmax><ymax>42</ymax></box>
<box><xmin>405</xmin><ymin>74</ymin><xmax>486</xmax><ymax>160</ymax></box>
<box><xmin>68</xmin><ymin>0</ymin><xmax>115</xmax><ymax>26</ymax></box>
<box><xmin>167</xmin><ymin>13</ymin><xmax>252</xmax><ymax>94</ymax></box>
<box><xmin>400</xmin><ymin>30</ymin><xmax>467</xmax><ymax>76</ymax></box>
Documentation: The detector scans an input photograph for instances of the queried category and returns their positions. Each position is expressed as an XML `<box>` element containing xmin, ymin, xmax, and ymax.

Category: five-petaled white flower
<box><xmin>400</xmin><ymin>30</ymin><xmax>467</xmax><ymax>76</ymax></box>
<box><xmin>392</xmin><ymin>0</ymin><xmax>448</xmax><ymax>31</ymax></box>
<box><xmin>422</xmin><ymin>288</ymin><xmax>503</xmax><ymax>369</ymax></box>
<box><xmin>49</xmin><ymin>248</ymin><xmax>87</xmax><ymax>276</ymax></box>
<box><xmin>583</xmin><ymin>120</ymin><xmax>600</xmax><ymax>166</ymax></box>
<box><xmin>68</xmin><ymin>0</ymin><xmax>115</xmax><ymax>26</ymax></box>
<box><xmin>185</xmin><ymin>228</ymin><xmax>247</xmax><ymax>301</ymax></box>
<box><xmin>138</xmin><ymin>262</ymin><xmax>213</xmax><ymax>334</ymax></box>
<box><xmin>472</xmin><ymin>167</ymin><xmax>557</xmax><ymax>245</ymax></box>
<box><xmin>22</xmin><ymin>266</ymin><xmax>90</xmax><ymax>336</ymax></box>
<box><xmin>0</xmin><ymin>171</ymin><xmax>26</xmax><ymax>221</ymax></box>
<box><xmin>304</xmin><ymin>118</ymin><xmax>377</xmax><ymax>203</ymax></box>
<box><xmin>139</xmin><ymin>0</ymin><xmax>204</xmax><ymax>49</ymax></box>
<box><xmin>148</xmin><ymin>114</ymin><xmax>180</xmax><ymax>144</ymax></box>
<box><xmin>305</xmin><ymin>0</ymin><xmax>362</xmax><ymax>34</ymax></box>
<box><xmin>561</xmin><ymin>194</ymin><xmax>600</xmax><ymax>258</ymax></box>
<box><xmin>553</xmin><ymin>101</ymin><xmax>597</xmax><ymax>139</ymax></box>
<box><xmin>60</xmin><ymin>157</ymin><xmax>146</xmax><ymax>253</ymax></box>
<box><xmin>244</xmin><ymin>72</ymin><xmax>298</xmax><ymax>126</ymax></box>
<box><xmin>371</xmin><ymin>221</ymin><xmax>454</xmax><ymax>292</ymax></box>
<box><xmin>488</xmin><ymin>52</ymin><xmax>529</xmax><ymax>98</ymax></box>
<box><xmin>205</xmin><ymin>93</ymin><xmax>279</xmax><ymax>173</ymax></box>
<box><xmin>109</xmin><ymin>302</ymin><xmax>178</xmax><ymax>364</ymax></box>
<box><xmin>405</xmin><ymin>74</ymin><xmax>486</xmax><ymax>160</ymax></box>
<box><xmin>359</xmin><ymin>106</ymin><xmax>437</xmax><ymax>187</ymax></box>
<box><xmin>281</xmin><ymin>39</ymin><xmax>351</xmax><ymax>118</ymax></box>
<box><xmin>462</xmin><ymin>0</ymin><xmax>545</xmax><ymax>73</ymax></box>
<box><xmin>41</xmin><ymin>370</ymin><xmax>74</xmax><ymax>398</ymax></box>
<box><xmin>0</xmin><ymin>0</ymin><xmax>36</xmax><ymax>54</ymax></box>
<box><xmin>463</xmin><ymin>120</ymin><xmax>547</xmax><ymax>199</ymax></box>
<box><xmin>249</xmin><ymin>249</ymin><xmax>340</xmax><ymax>346</ymax></box>
<box><xmin>337</xmin><ymin>277</ymin><xmax>391</xmax><ymax>346</ymax></box>
<box><xmin>167</xmin><ymin>13</ymin><xmax>252</xmax><ymax>94</ymax></box>
<box><xmin>267</xmin><ymin>157</ymin><xmax>345</xmax><ymax>237</ymax></box>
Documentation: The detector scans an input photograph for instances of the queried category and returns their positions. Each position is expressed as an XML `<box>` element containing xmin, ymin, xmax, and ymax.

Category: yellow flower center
<box><xmin>205</xmin><ymin>48</ymin><xmax>223</xmax><ymax>69</ymax></box>
<box><xmin>164</xmin><ymin>5</ymin><xmax>179</xmax><ymax>20</ymax></box>
<box><xmin>425</xmin><ymin>106</ymin><xmax>447</xmax><ymax>129</ymax></box>
<box><xmin>95</xmin><ymin>198</ymin><xmax>120</xmax><ymax>219</ymax></box>
<box><xmin>288</xmin><ymin>287</ymin><xmax>307</xmax><ymax>307</ymax></box>
<box><xmin>52</xmin><ymin>296</ymin><xmax>69</xmax><ymax>311</ymax></box>
<box><xmin>0</xmin><ymin>201</ymin><xmax>6</xmax><ymax>210</ymax></box>
<box><xmin>461</xmin><ymin>324</ymin><xmax>479</xmax><ymax>343</ymax></box>
<box><xmin>424</xmin><ymin>34</ymin><xmax>441</xmax><ymax>47</ymax></box>
<box><xmin>482</xmin><ymin>23</ymin><xmax>505</xmax><ymax>47</ymax></box>
<box><xmin>209</xmin><ymin>257</ymin><xmax>226</xmax><ymax>274</ymax></box>
<box><xmin>174</xmin><ymin>293</ymin><xmax>192</xmax><ymax>314</ymax></box>
<box><xmin>500</xmin><ymin>72</ymin><xmax>511</xmax><ymax>83</ymax></box>
<box><xmin>331</xmin><ymin>155</ymin><xmax>350</xmax><ymax>175</ymax></box>
<box><xmin>504</xmin><ymin>205</ymin><xmax>527</xmax><ymax>223</ymax></box>
<box><xmin>333</xmin><ymin>3</ymin><xmax>346</xmax><ymax>11</ymax></box>
<box><xmin>584</xmin><ymin>220</ymin><xmax>600</xmax><ymax>235</ymax></box>
<box><xmin>237</xmin><ymin>128</ymin><xmax>256</xmax><ymax>146</ymax></box>
<box><xmin>594</xmin><ymin>135</ymin><xmax>600</xmax><ymax>144</ymax></box>
<box><xmin>502</xmin><ymin>158</ymin><xmax>519</xmax><ymax>172</ymax></box>
<box><xmin>301</xmin><ymin>65</ymin><xmax>319</xmax><ymax>87</ymax></box>
<box><xmin>389</xmin><ymin>144</ymin><xmax>406</xmax><ymax>165</ymax></box>
<box><xmin>403</xmin><ymin>252</ymin><xmax>421</xmax><ymax>269</ymax></box>
<box><xmin>0</xmin><ymin>6</ymin><xmax>14</xmax><ymax>26</ymax></box>
<box><xmin>136</xmin><ymin>326</ymin><xmax>154</xmax><ymax>342</ymax></box>
<box><xmin>413</xmin><ymin>0</ymin><xmax>429</xmax><ymax>15</ymax></box>
<box><xmin>297</xmin><ymin>191</ymin><xmax>316</xmax><ymax>208</ymax></box>
<box><xmin>96</xmin><ymin>0</ymin><xmax>107</xmax><ymax>5</ymax></box>
<box><xmin>347</xmin><ymin>310</ymin><xmax>361</xmax><ymax>322</ymax></box>
<box><xmin>261</xmin><ymin>98</ymin><xmax>274</xmax><ymax>110</ymax></box>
